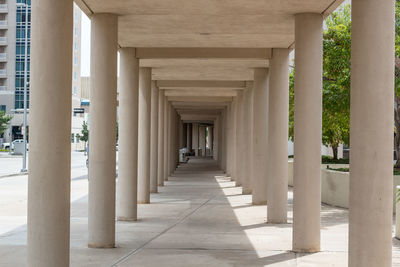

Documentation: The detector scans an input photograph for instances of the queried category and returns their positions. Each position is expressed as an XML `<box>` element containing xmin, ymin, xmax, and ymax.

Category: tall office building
<box><xmin>0</xmin><ymin>1</ymin><xmax>83</xmax><ymax>149</ymax></box>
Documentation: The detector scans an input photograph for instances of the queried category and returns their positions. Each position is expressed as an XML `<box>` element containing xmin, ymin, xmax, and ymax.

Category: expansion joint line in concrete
<box><xmin>111</xmin><ymin>194</ymin><xmax>217</xmax><ymax>266</ymax></box>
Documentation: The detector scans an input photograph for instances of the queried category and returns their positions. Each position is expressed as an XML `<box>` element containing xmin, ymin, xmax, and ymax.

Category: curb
<box><xmin>0</xmin><ymin>172</ymin><xmax>28</xmax><ymax>179</ymax></box>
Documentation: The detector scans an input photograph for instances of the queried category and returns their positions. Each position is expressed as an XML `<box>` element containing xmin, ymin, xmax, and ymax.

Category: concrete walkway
<box><xmin>1</xmin><ymin>157</ymin><xmax>400</xmax><ymax>266</ymax></box>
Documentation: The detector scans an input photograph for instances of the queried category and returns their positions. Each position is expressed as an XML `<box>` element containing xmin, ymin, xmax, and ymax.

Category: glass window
<box><xmin>71</xmin><ymin>133</ymin><xmax>74</xmax><ymax>143</ymax></box>
<box><xmin>0</xmin><ymin>105</ymin><xmax>6</xmax><ymax>111</ymax></box>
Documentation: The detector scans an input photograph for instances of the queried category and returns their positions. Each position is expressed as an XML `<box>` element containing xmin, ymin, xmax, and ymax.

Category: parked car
<box><xmin>2</xmin><ymin>142</ymin><xmax>10</xmax><ymax>150</ymax></box>
<box><xmin>12</xmin><ymin>139</ymin><xmax>29</xmax><ymax>151</ymax></box>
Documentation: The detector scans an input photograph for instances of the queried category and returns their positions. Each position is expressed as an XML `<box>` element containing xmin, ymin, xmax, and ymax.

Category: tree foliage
<box><xmin>289</xmin><ymin>5</ymin><xmax>351</xmax><ymax>159</ymax></box>
<box><xmin>394</xmin><ymin>0</ymin><xmax>400</xmax><ymax>167</ymax></box>
<box><xmin>322</xmin><ymin>4</ymin><xmax>351</xmax><ymax>159</ymax></box>
<box><xmin>0</xmin><ymin>111</ymin><xmax>12</xmax><ymax>136</ymax></box>
<box><xmin>76</xmin><ymin>121</ymin><xmax>89</xmax><ymax>144</ymax></box>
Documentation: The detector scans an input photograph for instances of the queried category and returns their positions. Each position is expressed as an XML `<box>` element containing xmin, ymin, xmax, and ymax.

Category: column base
<box><xmin>88</xmin><ymin>243</ymin><xmax>116</xmax><ymax>249</ymax></box>
<box><xmin>150</xmin><ymin>190</ymin><xmax>158</xmax><ymax>193</ymax></box>
<box><xmin>117</xmin><ymin>216</ymin><xmax>137</xmax><ymax>222</ymax></box>
<box><xmin>138</xmin><ymin>201</ymin><xmax>150</xmax><ymax>204</ymax></box>
<box><xmin>158</xmin><ymin>183</ymin><xmax>164</xmax><ymax>186</ymax></box>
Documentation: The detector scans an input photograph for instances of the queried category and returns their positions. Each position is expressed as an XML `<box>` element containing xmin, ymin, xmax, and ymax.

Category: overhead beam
<box><xmin>180</xmin><ymin>114</ymin><xmax>219</xmax><ymax>121</ymax></box>
<box><xmin>164</xmin><ymin>89</ymin><xmax>237</xmax><ymax>97</ymax></box>
<box><xmin>171</xmin><ymin>101</ymin><xmax>230</xmax><ymax>108</ymax></box>
<box><xmin>167</xmin><ymin>96</ymin><xmax>233</xmax><ymax>102</ymax></box>
<box><xmin>136</xmin><ymin>48</ymin><xmax>272</xmax><ymax>59</ymax></box>
<box><xmin>176</xmin><ymin>109</ymin><xmax>222</xmax><ymax>115</ymax></box>
<box><xmin>157</xmin><ymin>80</ymin><xmax>245</xmax><ymax>89</ymax></box>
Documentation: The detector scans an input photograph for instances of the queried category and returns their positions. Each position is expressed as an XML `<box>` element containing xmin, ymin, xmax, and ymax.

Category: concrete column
<box><xmin>163</xmin><ymin>96</ymin><xmax>169</xmax><ymax>181</ymax></box>
<box><xmin>208</xmin><ymin>126</ymin><xmax>213</xmax><ymax>157</ymax></box>
<box><xmin>242</xmin><ymin>82</ymin><xmax>254</xmax><ymax>194</ymax></box>
<box><xmin>150</xmin><ymin>81</ymin><xmax>159</xmax><ymax>193</ymax></box>
<box><xmin>168</xmin><ymin>104</ymin><xmax>174</xmax><ymax>175</ymax></box>
<box><xmin>225</xmin><ymin>104</ymin><xmax>233</xmax><ymax>174</ymax></box>
<box><xmin>138</xmin><ymin>67</ymin><xmax>152</xmax><ymax>204</ymax></box>
<box><xmin>157</xmin><ymin>91</ymin><xmax>165</xmax><ymax>186</ymax></box>
<box><xmin>186</xmin><ymin>123</ymin><xmax>192</xmax><ymax>151</ymax></box>
<box><xmin>183</xmin><ymin>123</ymin><xmax>188</xmax><ymax>148</ymax></box>
<box><xmin>88</xmin><ymin>14</ymin><xmax>118</xmax><ymax>248</ymax></box>
<box><xmin>226</xmin><ymin>98</ymin><xmax>237</xmax><ymax>180</ymax></box>
<box><xmin>117</xmin><ymin>48</ymin><xmax>139</xmax><ymax>221</ymax></box>
<box><xmin>221</xmin><ymin>110</ymin><xmax>227</xmax><ymax>171</ymax></box>
<box><xmin>267</xmin><ymin>49</ymin><xmax>289</xmax><ymax>222</ymax></box>
<box><xmin>213</xmin><ymin>119</ymin><xmax>219</xmax><ymax>161</ymax></box>
<box><xmin>192</xmin><ymin>123</ymin><xmax>199</xmax><ymax>156</ymax></box>
<box><xmin>178</xmin><ymin>120</ymin><xmax>183</xmax><ymax>149</ymax></box>
<box><xmin>252</xmin><ymin>68</ymin><xmax>269</xmax><ymax>205</ymax></box>
<box><xmin>292</xmin><ymin>13</ymin><xmax>322</xmax><ymax>252</ymax></box>
<box><xmin>28</xmin><ymin>0</ymin><xmax>73</xmax><ymax>265</ymax></box>
<box><xmin>349</xmin><ymin>1</ymin><xmax>395</xmax><ymax>266</ymax></box>
<box><xmin>235</xmin><ymin>91</ymin><xmax>244</xmax><ymax>186</ymax></box>
<box><xmin>199</xmin><ymin>126</ymin><xmax>206</xmax><ymax>156</ymax></box>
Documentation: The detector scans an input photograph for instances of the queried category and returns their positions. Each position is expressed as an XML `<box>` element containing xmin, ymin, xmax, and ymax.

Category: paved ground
<box><xmin>1</xmin><ymin>157</ymin><xmax>400</xmax><ymax>266</ymax></box>
<box><xmin>0</xmin><ymin>151</ymin><xmax>89</xmax><ymax>177</ymax></box>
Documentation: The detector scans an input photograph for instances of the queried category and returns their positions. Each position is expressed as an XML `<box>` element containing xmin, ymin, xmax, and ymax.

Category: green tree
<box><xmin>322</xmin><ymin>4</ymin><xmax>351</xmax><ymax>159</ymax></box>
<box><xmin>289</xmin><ymin>5</ymin><xmax>351</xmax><ymax>159</ymax></box>
<box><xmin>76</xmin><ymin>121</ymin><xmax>89</xmax><ymax>153</ymax></box>
<box><xmin>0</xmin><ymin>111</ymin><xmax>12</xmax><ymax>136</ymax></box>
<box><xmin>394</xmin><ymin>0</ymin><xmax>400</xmax><ymax>167</ymax></box>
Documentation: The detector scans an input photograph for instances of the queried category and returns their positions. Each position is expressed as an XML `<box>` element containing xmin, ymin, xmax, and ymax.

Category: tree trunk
<box><xmin>332</xmin><ymin>144</ymin><xmax>338</xmax><ymax>160</ymax></box>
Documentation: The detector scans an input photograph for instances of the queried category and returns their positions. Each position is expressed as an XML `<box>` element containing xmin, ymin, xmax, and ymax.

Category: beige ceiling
<box><xmin>76</xmin><ymin>0</ymin><xmax>344</xmax><ymax>118</ymax></box>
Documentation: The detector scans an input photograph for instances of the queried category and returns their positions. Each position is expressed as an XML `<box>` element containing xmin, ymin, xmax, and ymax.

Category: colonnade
<box><xmin>28</xmin><ymin>0</ymin><xmax>395</xmax><ymax>266</ymax></box>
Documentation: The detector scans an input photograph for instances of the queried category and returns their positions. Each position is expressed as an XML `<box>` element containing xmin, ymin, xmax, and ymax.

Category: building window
<box><xmin>74</xmin><ymin>27</ymin><xmax>78</xmax><ymax>36</ymax></box>
<box><xmin>74</xmin><ymin>56</ymin><xmax>77</xmax><ymax>65</ymax></box>
<box><xmin>76</xmin><ymin>135</ymin><xmax>80</xmax><ymax>143</ymax></box>
<box><xmin>73</xmin><ymin>71</ymin><xmax>77</xmax><ymax>80</ymax></box>
<box><xmin>0</xmin><ymin>105</ymin><xmax>6</xmax><ymax>112</ymax></box>
<box><xmin>14</xmin><ymin>90</ymin><xmax>29</xmax><ymax>109</ymax></box>
<box><xmin>71</xmin><ymin>133</ymin><xmax>74</xmax><ymax>143</ymax></box>
<box><xmin>74</xmin><ymin>42</ymin><xmax>78</xmax><ymax>51</ymax></box>
<box><xmin>73</xmin><ymin>86</ymin><xmax>77</xmax><ymax>95</ymax></box>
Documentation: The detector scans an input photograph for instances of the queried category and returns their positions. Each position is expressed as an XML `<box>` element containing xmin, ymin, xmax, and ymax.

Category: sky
<box><xmin>80</xmin><ymin>12</ymin><xmax>90</xmax><ymax>77</ymax></box>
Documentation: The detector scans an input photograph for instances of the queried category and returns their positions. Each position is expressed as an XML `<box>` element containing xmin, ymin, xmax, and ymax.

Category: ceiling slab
<box><xmin>77</xmin><ymin>0</ymin><xmax>344</xmax><ymax>48</ymax></box>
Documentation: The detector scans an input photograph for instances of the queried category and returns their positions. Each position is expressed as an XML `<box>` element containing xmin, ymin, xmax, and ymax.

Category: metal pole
<box><xmin>21</xmin><ymin>3</ymin><xmax>28</xmax><ymax>172</ymax></box>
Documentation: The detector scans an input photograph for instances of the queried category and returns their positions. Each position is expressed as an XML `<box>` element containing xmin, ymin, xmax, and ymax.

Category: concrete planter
<box><xmin>288</xmin><ymin>160</ymin><xmax>400</xmax><ymax>212</ymax></box>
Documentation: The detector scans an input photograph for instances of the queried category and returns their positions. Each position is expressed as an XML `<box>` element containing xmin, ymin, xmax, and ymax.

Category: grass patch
<box><xmin>327</xmin><ymin>166</ymin><xmax>349</xmax><ymax>172</ymax></box>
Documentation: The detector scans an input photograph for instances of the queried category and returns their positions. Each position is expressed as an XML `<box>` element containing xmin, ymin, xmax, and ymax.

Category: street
<box><xmin>0</xmin><ymin>151</ymin><xmax>93</xmax><ymax>238</ymax></box>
